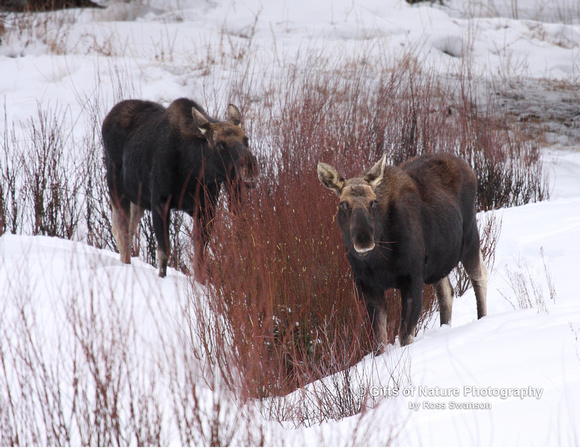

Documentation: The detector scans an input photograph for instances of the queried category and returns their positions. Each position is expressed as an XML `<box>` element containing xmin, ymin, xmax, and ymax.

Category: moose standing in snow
<box><xmin>102</xmin><ymin>98</ymin><xmax>259</xmax><ymax>279</ymax></box>
<box><xmin>317</xmin><ymin>153</ymin><xmax>487</xmax><ymax>349</ymax></box>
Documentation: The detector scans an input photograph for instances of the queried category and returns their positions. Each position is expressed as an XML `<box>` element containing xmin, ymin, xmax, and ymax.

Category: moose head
<box><xmin>192</xmin><ymin>104</ymin><xmax>260</xmax><ymax>189</ymax></box>
<box><xmin>317</xmin><ymin>155</ymin><xmax>387</xmax><ymax>257</ymax></box>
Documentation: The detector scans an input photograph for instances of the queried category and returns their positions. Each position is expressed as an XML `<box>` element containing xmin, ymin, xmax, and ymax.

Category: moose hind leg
<box><xmin>111</xmin><ymin>198</ymin><xmax>131</xmax><ymax>264</ymax></box>
<box><xmin>152</xmin><ymin>200</ymin><xmax>172</xmax><ymax>278</ymax></box>
<box><xmin>435</xmin><ymin>276</ymin><xmax>454</xmax><ymax>326</ymax></box>
<box><xmin>464</xmin><ymin>250</ymin><xmax>488</xmax><ymax>319</ymax></box>
<box><xmin>129</xmin><ymin>202</ymin><xmax>145</xmax><ymax>252</ymax></box>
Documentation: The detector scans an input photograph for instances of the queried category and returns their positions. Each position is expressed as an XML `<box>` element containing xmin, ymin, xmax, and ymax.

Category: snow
<box><xmin>1</xmin><ymin>0</ymin><xmax>580</xmax><ymax>445</ymax></box>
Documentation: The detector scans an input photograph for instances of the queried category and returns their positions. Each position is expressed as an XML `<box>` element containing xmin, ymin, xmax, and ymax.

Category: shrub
<box><xmin>193</xmin><ymin>52</ymin><xmax>530</xmax><ymax>421</ymax></box>
<box><xmin>200</xmin><ymin>160</ymin><xmax>370</xmax><ymax>400</ymax></box>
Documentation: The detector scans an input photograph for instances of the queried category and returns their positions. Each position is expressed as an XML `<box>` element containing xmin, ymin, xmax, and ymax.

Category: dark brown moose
<box><xmin>102</xmin><ymin>98</ymin><xmax>259</xmax><ymax>279</ymax></box>
<box><xmin>318</xmin><ymin>153</ymin><xmax>487</xmax><ymax>349</ymax></box>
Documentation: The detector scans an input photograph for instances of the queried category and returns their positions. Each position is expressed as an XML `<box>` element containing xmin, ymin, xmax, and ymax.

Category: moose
<box><xmin>318</xmin><ymin>153</ymin><xmax>487</xmax><ymax>349</ymax></box>
<box><xmin>102</xmin><ymin>98</ymin><xmax>259</xmax><ymax>279</ymax></box>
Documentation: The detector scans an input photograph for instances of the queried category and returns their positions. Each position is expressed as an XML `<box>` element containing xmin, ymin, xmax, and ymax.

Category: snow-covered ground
<box><xmin>1</xmin><ymin>0</ymin><xmax>580</xmax><ymax>445</ymax></box>
<box><xmin>1</xmin><ymin>149</ymin><xmax>578</xmax><ymax>445</ymax></box>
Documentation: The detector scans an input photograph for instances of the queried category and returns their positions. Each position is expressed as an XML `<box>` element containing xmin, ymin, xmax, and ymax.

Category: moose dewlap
<box><xmin>317</xmin><ymin>153</ymin><xmax>487</xmax><ymax>348</ymax></box>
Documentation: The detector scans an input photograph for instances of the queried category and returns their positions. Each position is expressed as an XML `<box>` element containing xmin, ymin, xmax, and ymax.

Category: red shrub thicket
<box><xmin>190</xmin><ymin>57</ymin><xmax>540</xmax><ymax>404</ymax></box>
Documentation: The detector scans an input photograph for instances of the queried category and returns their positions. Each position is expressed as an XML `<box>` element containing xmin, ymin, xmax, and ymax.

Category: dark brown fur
<box><xmin>318</xmin><ymin>153</ymin><xmax>487</xmax><ymax>348</ymax></box>
<box><xmin>102</xmin><ymin>98</ymin><xmax>259</xmax><ymax>279</ymax></box>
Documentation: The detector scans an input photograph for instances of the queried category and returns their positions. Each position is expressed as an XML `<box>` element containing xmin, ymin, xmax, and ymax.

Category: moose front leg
<box><xmin>153</xmin><ymin>199</ymin><xmax>172</xmax><ymax>278</ymax></box>
<box><xmin>399</xmin><ymin>278</ymin><xmax>424</xmax><ymax>346</ymax></box>
<box><xmin>357</xmin><ymin>282</ymin><xmax>388</xmax><ymax>354</ymax></box>
<box><xmin>193</xmin><ymin>185</ymin><xmax>219</xmax><ymax>284</ymax></box>
<box><xmin>225</xmin><ymin>179</ymin><xmax>243</xmax><ymax>215</ymax></box>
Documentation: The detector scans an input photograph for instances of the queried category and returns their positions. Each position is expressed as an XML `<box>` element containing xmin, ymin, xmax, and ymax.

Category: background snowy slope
<box><xmin>1</xmin><ymin>0</ymin><xmax>580</xmax><ymax>445</ymax></box>
<box><xmin>1</xmin><ymin>0</ymin><xmax>579</xmax><ymax>133</ymax></box>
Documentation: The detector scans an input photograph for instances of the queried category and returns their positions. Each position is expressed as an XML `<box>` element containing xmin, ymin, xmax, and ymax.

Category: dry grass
<box><xmin>499</xmin><ymin>246</ymin><xmax>557</xmax><ymax>313</ymax></box>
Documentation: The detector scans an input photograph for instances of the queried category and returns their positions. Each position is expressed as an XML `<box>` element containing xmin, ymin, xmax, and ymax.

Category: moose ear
<box><xmin>364</xmin><ymin>154</ymin><xmax>387</xmax><ymax>189</ymax></box>
<box><xmin>227</xmin><ymin>104</ymin><xmax>242</xmax><ymax>126</ymax></box>
<box><xmin>317</xmin><ymin>163</ymin><xmax>345</xmax><ymax>196</ymax></box>
<box><xmin>192</xmin><ymin>107</ymin><xmax>211</xmax><ymax>135</ymax></box>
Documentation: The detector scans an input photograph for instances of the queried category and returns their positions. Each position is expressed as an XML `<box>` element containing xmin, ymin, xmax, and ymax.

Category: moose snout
<box><xmin>350</xmin><ymin>208</ymin><xmax>375</xmax><ymax>255</ymax></box>
<box><xmin>240</xmin><ymin>165</ymin><xmax>259</xmax><ymax>188</ymax></box>
<box><xmin>237</xmin><ymin>149</ymin><xmax>260</xmax><ymax>188</ymax></box>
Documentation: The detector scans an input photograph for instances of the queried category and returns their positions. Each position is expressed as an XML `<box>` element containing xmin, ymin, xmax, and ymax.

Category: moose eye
<box><xmin>370</xmin><ymin>200</ymin><xmax>378</xmax><ymax>209</ymax></box>
<box><xmin>339</xmin><ymin>202</ymin><xmax>349</xmax><ymax>212</ymax></box>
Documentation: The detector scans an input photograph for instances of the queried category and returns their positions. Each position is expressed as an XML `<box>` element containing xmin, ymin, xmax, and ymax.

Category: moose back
<box><xmin>102</xmin><ymin>98</ymin><xmax>259</xmax><ymax>278</ymax></box>
<box><xmin>318</xmin><ymin>153</ymin><xmax>487</xmax><ymax>349</ymax></box>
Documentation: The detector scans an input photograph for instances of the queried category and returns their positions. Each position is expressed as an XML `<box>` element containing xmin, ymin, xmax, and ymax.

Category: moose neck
<box><xmin>201</xmin><ymin>144</ymin><xmax>233</xmax><ymax>185</ymax></box>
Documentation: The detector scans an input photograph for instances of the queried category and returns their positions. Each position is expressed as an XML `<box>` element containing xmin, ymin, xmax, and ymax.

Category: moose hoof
<box><xmin>400</xmin><ymin>334</ymin><xmax>414</xmax><ymax>347</ymax></box>
<box><xmin>373</xmin><ymin>342</ymin><xmax>387</xmax><ymax>356</ymax></box>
